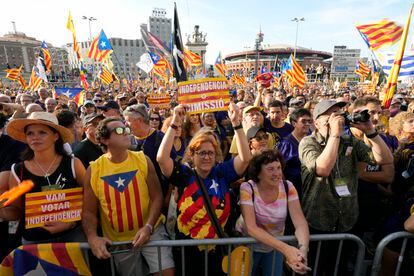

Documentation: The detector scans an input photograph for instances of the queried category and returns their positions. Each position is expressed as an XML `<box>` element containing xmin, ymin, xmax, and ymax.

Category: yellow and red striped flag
<box><xmin>5</xmin><ymin>66</ymin><xmax>22</xmax><ymax>81</ymax></box>
<box><xmin>356</xmin><ymin>19</ymin><xmax>403</xmax><ymax>51</ymax></box>
<box><xmin>355</xmin><ymin>60</ymin><xmax>370</xmax><ymax>78</ymax></box>
<box><xmin>18</xmin><ymin>74</ymin><xmax>27</xmax><ymax>90</ymax></box>
<box><xmin>40</xmin><ymin>41</ymin><xmax>52</xmax><ymax>72</ymax></box>
<box><xmin>382</xmin><ymin>4</ymin><xmax>413</xmax><ymax>108</ymax></box>
<box><xmin>214</xmin><ymin>53</ymin><xmax>227</xmax><ymax>78</ymax></box>
<box><xmin>183</xmin><ymin>48</ymin><xmax>202</xmax><ymax>68</ymax></box>
<box><xmin>99</xmin><ymin>66</ymin><xmax>114</xmax><ymax>85</ymax></box>
<box><xmin>285</xmin><ymin>55</ymin><xmax>306</xmax><ymax>88</ymax></box>
<box><xmin>28</xmin><ymin>67</ymin><xmax>43</xmax><ymax>91</ymax></box>
<box><xmin>88</xmin><ymin>30</ymin><xmax>113</xmax><ymax>62</ymax></box>
<box><xmin>66</xmin><ymin>11</ymin><xmax>81</xmax><ymax>60</ymax></box>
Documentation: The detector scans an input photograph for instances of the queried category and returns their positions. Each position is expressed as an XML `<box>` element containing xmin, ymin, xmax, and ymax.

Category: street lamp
<box><xmin>291</xmin><ymin>17</ymin><xmax>305</xmax><ymax>58</ymax></box>
<box><xmin>82</xmin><ymin>16</ymin><xmax>97</xmax><ymax>41</ymax></box>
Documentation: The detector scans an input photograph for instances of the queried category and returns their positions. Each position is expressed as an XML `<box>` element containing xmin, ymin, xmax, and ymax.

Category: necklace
<box><xmin>33</xmin><ymin>155</ymin><xmax>59</xmax><ymax>178</ymax></box>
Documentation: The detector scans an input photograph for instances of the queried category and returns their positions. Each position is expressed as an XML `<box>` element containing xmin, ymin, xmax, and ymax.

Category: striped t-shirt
<box><xmin>237</xmin><ymin>179</ymin><xmax>299</xmax><ymax>252</ymax></box>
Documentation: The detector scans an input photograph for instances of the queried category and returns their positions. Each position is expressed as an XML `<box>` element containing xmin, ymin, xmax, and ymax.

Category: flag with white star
<box><xmin>100</xmin><ymin>170</ymin><xmax>137</xmax><ymax>193</ymax></box>
<box><xmin>88</xmin><ymin>29</ymin><xmax>113</xmax><ymax>62</ymax></box>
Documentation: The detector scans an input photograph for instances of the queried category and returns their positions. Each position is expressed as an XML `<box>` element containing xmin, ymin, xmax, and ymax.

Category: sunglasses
<box><xmin>94</xmin><ymin>99</ymin><xmax>103</xmax><ymax>103</ymax></box>
<box><xmin>150</xmin><ymin>117</ymin><xmax>160</xmax><ymax>121</ymax></box>
<box><xmin>110</xmin><ymin>127</ymin><xmax>131</xmax><ymax>135</ymax></box>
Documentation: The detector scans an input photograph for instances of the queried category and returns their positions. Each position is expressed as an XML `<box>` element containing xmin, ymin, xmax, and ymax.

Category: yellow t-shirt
<box><xmin>90</xmin><ymin>150</ymin><xmax>163</xmax><ymax>241</ymax></box>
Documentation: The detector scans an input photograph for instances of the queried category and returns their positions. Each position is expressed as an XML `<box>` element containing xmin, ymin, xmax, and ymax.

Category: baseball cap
<box><xmin>83</xmin><ymin>100</ymin><xmax>95</xmax><ymax>107</ymax></box>
<box><xmin>116</xmin><ymin>93</ymin><xmax>128</xmax><ymax>99</ymax></box>
<box><xmin>125</xmin><ymin>104</ymin><xmax>149</xmax><ymax>121</ymax></box>
<box><xmin>96</xmin><ymin>100</ymin><xmax>120</xmax><ymax>111</ymax></box>
<box><xmin>83</xmin><ymin>113</ymin><xmax>104</xmax><ymax>126</ymax></box>
<box><xmin>243</xmin><ymin>105</ymin><xmax>263</xmax><ymax>116</ymax></box>
<box><xmin>246</xmin><ymin>126</ymin><xmax>267</xmax><ymax>140</ymax></box>
<box><xmin>313</xmin><ymin>100</ymin><xmax>347</xmax><ymax>120</ymax></box>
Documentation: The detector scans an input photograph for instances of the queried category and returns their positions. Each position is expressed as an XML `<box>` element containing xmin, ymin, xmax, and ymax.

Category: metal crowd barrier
<box><xmin>79</xmin><ymin>233</ymin><xmax>365</xmax><ymax>276</ymax></box>
<box><xmin>370</xmin><ymin>231</ymin><xmax>414</xmax><ymax>276</ymax></box>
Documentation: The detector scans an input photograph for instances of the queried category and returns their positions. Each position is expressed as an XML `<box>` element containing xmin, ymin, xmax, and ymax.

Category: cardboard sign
<box><xmin>178</xmin><ymin>78</ymin><xmax>230</xmax><ymax>114</ymax></box>
<box><xmin>25</xmin><ymin>187</ymin><xmax>83</xmax><ymax>229</ymax></box>
<box><xmin>147</xmin><ymin>92</ymin><xmax>171</xmax><ymax>109</ymax></box>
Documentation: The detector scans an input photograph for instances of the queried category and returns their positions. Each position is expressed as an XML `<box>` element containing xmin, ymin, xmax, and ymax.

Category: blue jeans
<box><xmin>252</xmin><ymin>250</ymin><xmax>283</xmax><ymax>276</ymax></box>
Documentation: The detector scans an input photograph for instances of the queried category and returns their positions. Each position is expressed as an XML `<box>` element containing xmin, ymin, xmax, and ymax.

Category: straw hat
<box><xmin>6</xmin><ymin>112</ymin><xmax>74</xmax><ymax>143</ymax></box>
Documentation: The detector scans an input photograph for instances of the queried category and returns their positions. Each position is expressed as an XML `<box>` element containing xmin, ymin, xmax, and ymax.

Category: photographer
<box><xmin>299</xmin><ymin>99</ymin><xmax>393</xmax><ymax>274</ymax></box>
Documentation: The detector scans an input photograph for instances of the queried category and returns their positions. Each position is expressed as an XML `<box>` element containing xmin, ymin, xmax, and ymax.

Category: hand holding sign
<box><xmin>0</xmin><ymin>180</ymin><xmax>34</xmax><ymax>207</ymax></box>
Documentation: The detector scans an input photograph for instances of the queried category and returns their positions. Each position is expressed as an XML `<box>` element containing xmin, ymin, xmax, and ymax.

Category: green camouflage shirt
<box><xmin>299</xmin><ymin>131</ymin><xmax>373</xmax><ymax>232</ymax></box>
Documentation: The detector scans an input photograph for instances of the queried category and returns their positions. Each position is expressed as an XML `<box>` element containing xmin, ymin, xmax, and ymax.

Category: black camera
<box><xmin>343</xmin><ymin>109</ymin><xmax>371</xmax><ymax>125</ymax></box>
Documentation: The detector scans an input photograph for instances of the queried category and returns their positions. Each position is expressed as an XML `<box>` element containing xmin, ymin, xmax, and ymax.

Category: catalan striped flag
<box><xmin>382</xmin><ymin>4</ymin><xmax>413</xmax><ymax>109</ymax></box>
<box><xmin>355</xmin><ymin>60</ymin><xmax>371</xmax><ymax>78</ymax></box>
<box><xmin>215</xmin><ymin>53</ymin><xmax>227</xmax><ymax>78</ymax></box>
<box><xmin>356</xmin><ymin>19</ymin><xmax>403</xmax><ymax>50</ymax></box>
<box><xmin>284</xmin><ymin>55</ymin><xmax>306</xmax><ymax>88</ymax></box>
<box><xmin>18</xmin><ymin>74</ymin><xmax>27</xmax><ymax>90</ymax></box>
<box><xmin>378</xmin><ymin>51</ymin><xmax>414</xmax><ymax>79</ymax></box>
<box><xmin>99</xmin><ymin>66</ymin><xmax>114</xmax><ymax>85</ymax></box>
<box><xmin>66</xmin><ymin>11</ymin><xmax>81</xmax><ymax>60</ymax></box>
<box><xmin>88</xmin><ymin>30</ymin><xmax>113</xmax><ymax>62</ymax></box>
<box><xmin>183</xmin><ymin>48</ymin><xmax>202</xmax><ymax>68</ymax></box>
<box><xmin>0</xmin><ymin>243</ymin><xmax>91</xmax><ymax>276</ymax></box>
<box><xmin>28</xmin><ymin>67</ymin><xmax>43</xmax><ymax>91</ymax></box>
<box><xmin>5</xmin><ymin>66</ymin><xmax>22</xmax><ymax>81</ymax></box>
<box><xmin>40</xmin><ymin>41</ymin><xmax>52</xmax><ymax>72</ymax></box>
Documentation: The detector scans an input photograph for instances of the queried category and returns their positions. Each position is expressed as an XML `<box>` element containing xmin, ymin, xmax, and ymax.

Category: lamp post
<box><xmin>82</xmin><ymin>16</ymin><xmax>97</xmax><ymax>41</ymax></box>
<box><xmin>291</xmin><ymin>17</ymin><xmax>305</xmax><ymax>58</ymax></box>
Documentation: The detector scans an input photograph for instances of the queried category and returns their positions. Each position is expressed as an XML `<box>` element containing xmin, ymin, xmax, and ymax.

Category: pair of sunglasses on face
<box><xmin>111</xmin><ymin>127</ymin><xmax>131</xmax><ymax>135</ymax></box>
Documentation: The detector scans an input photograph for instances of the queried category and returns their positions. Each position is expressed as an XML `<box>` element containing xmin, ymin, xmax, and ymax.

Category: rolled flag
<box><xmin>137</xmin><ymin>53</ymin><xmax>154</xmax><ymax>73</ymax></box>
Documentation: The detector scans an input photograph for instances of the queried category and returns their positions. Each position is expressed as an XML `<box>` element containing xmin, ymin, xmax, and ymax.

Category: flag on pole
<box><xmin>40</xmin><ymin>41</ymin><xmax>52</xmax><ymax>72</ymax></box>
<box><xmin>136</xmin><ymin>53</ymin><xmax>154</xmax><ymax>73</ymax></box>
<box><xmin>79</xmin><ymin>62</ymin><xmax>89</xmax><ymax>91</ymax></box>
<box><xmin>5</xmin><ymin>66</ymin><xmax>22</xmax><ymax>81</ymax></box>
<box><xmin>36</xmin><ymin>57</ymin><xmax>48</xmax><ymax>82</ymax></box>
<box><xmin>183</xmin><ymin>48</ymin><xmax>202</xmax><ymax>68</ymax></box>
<box><xmin>378</xmin><ymin>51</ymin><xmax>414</xmax><ymax>79</ymax></box>
<box><xmin>140</xmin><ymin>27</ymin><xmax>171</xmax><ymax>58</ymax></box>
<box><xmin>99</xmin><ymin>65</ymin><xmax>114</xmax><ymax>85</ymax></box>
<box><xmin>28</xmin><ymin>67</ymin><xmax>43</xmax><ymax>91</ymax></box>
<box><xmin>356</xmin><ymin>19</ymin><xmax>403</xmax><ymax>50</ymax></box>
<box><xmin>354</xmin><ymin>60</ymin><xmax>370</xmax><ymax>78</ymax></box>
<box><xmin>66</xmin><ymin>11</ymin><xmax>81</xmax><ymax>60</ymax></box>
<box><xmin>382</xmin><ymin>4</ymin><xmax>413</xmax><ymax>108</ymax></box>
<box><xmin>88</xmin><ymin>30</ymin><xmax>113</xmax><ymax>62</ymax></box>
<box><xmin>18</xmin><ymin>74</ymin><xmax>27</xmax><ymax>89</ymax></box>
<box><xmin>214</xmin><ymin>53</ymin><xmax>227</xmax><ymax>78</ymax></box>
<box><xmin>284</xmin><ymin>55</ymin><xmax>306</xmax><ymax>88</ymax></box>
<box><xmin>172</xmin><ymin>3</ymin><xmax>187</xmax><ymax>82</ymax></box>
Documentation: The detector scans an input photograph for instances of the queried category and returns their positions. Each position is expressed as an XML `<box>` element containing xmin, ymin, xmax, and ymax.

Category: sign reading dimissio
<box><xmin>25</xmin><ymin>187</ymin><xmax>83</xmax><ymax>229</ymax></box>
<box><xmin>178</xmin><ymin>78</ymin><xmax>230</xmax><ymax>114</ymax></box>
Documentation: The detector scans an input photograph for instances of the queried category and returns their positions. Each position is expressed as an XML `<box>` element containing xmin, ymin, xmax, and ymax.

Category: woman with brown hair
<box><xmin>157</xmin><ymin>103</ymin><xmax>251</xmax><ymax>275</ymax></box>
<box><xmin>0</xmin><ymin>112</ymin><xmax>86</xmax><ymax>244</ymax></box>
<box><xmin>181</xmin><ymin>113</ymin><xmax>202</xmax><ymax>143</ymax></box>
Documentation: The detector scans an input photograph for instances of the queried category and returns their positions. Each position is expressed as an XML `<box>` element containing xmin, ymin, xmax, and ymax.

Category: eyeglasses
<box><xmin>252</xmin><ymin>133</ymin><xmax>269</xmax><ymax>141</ymax></box>
<box><xmin>298</xmin><ymin>119</ymin><xmax>313</xmax><ymax>125</ymax></box>
<box><xmin>195</xmin><ymin>150</ymin><xmax>216</xmax><ymax>159</ymax></box>
<box><xmin>110</xmin><ymin>127</ymin><xmax>131</xmax><ymax>135</ymax></box>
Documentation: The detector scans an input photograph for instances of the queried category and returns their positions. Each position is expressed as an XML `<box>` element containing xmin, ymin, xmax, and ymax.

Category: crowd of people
<box><xmin>0</xmin><ymin>77</ymin><xmax>413</xmax><ymax>275</ymax></box>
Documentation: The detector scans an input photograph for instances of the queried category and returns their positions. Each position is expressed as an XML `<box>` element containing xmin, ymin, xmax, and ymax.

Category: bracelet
<box><xmin>366</xmin><ymin>131</ymin><xmax>379</xmax><ymax>139</ymax></box>
<box><xmin>145</xmin><ymin>223</ymin><xmax>153</xmax><ymax>234</ymax></box>
<box><xmin>233</xmin><ymin>124</ymin><xmax>243</xmax><ymax>130</ymax></box>
<box><xmin>170</xmin><ymin>124</ymin><xmax>179</xmax><ymax>130</ymax></box>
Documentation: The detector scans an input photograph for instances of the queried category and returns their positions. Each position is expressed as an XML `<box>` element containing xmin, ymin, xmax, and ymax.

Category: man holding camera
<box><xmin>299</xmin><ymin>99</ymin><xmax>393</xmax><ymax>273</ymax></box>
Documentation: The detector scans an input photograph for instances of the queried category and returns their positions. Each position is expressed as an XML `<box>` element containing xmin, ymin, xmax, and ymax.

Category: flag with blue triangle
<box><xmin>101</xmin><ymin>170</ymin><xmax>138</xmax><ymax>192</ymax></box>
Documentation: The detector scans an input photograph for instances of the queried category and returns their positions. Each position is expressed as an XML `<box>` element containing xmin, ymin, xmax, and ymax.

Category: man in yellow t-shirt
<box><xmin>82</xmin><ymin>117</ymin><xmax>174</xmax><ymax>276</ymax></box>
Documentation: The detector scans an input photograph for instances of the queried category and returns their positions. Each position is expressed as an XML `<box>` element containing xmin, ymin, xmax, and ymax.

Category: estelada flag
<box><xmin>0</xmin><ymin>243</ymin><xmax>91</xmax><ymax>276</ymax></box>
<box><xmin>54</xmin><ymin>87</ymin><xmax>84</xmax><ymax>105</ymax></box>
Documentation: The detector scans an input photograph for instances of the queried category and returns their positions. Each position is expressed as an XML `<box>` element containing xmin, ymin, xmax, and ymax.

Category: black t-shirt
<box><xmin>13</xmin><ymin>155</ymin><xmax>80</xmax><ymax>242</ymax></box>
<box><xmin>0</xmin><ymin>134</ymin><xmax>26</xmax><ymax>172</ymax></box>
<box><xmin>73</xmin><ymin>138</ymin><xmax>104</xmax><ymax>169</ymax></box>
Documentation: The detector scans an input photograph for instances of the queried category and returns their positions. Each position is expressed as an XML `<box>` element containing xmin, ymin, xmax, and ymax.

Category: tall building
<box><xmin>330</xmin><ymin>46</ymin><xmax>361</xmax><ymax>80</ymax></box>
<box><xmin>148</xmin><ymin>8</ymin><xmax>171</xmax><ymax>47</ymax></box>
<box><xmin>0</xmin><ymin>31</ymin><xmax>70</xmax><ymax>78</ymax></box>
<box><xmin>186</xmin><ymin>25</ymin><xmax>208</xmax><ymax>69</ymax></box>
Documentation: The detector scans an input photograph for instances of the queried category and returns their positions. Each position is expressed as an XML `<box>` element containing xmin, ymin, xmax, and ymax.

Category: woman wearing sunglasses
<box><xmin>157</xmin><ymin>103</ymin><xmax>251</xmax><ymax>275</ymax></box>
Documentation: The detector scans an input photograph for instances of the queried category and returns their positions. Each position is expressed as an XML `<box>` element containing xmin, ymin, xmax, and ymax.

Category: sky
<box><xmin>0</xmin><ymin>0</ymin><xmax>412</xmax><ymax>64</ymax></box>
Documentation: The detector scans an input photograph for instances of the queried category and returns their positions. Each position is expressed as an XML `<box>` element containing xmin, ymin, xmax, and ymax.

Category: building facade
<box><xmin>149</xmin><ymin>8</ymin><xmax>172</xmax><ymax>47</ymax></box>
<box><xmin>0</xmin><ymin>32</ymin><xmax>70</xmax><ymax>79</ymax></box>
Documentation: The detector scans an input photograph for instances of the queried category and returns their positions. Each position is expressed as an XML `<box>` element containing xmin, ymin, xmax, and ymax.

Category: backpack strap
<box><xmin>247</xmin><ymin>180</ymin><xmax>255</xmax><ymax>203</ymax></box>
